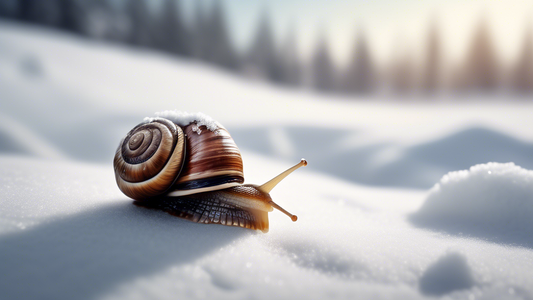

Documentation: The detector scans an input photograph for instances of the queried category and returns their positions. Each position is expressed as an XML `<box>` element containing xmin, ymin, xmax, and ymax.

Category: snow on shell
<box><xmin>144</xmin><ymin>111</ymin><xmax>219</xmax><ymax>133</ymax></box>
<box><xmin>411</xmin><ymin>162</ymin><xmax>533</xmax><ymax>245</ymax></box>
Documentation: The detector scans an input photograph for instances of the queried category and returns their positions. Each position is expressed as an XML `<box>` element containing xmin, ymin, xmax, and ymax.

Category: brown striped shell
<box><xmin>113</xmin><ymin>117</ymin><xmax>244</xmax><ymax>201</ymax></box>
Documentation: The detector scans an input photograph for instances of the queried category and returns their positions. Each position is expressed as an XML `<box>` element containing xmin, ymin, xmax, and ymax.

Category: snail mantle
<box><xmin>114</xmin><ymin>111</ymin><xmax>307</xmax><ymax>233</ymax></box>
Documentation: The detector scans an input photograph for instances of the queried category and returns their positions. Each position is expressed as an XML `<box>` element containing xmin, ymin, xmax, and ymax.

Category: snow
<box><xmin>0</xmin><ymin>112</ymin><xmax>65</xmax><ymax>159</ymax></box>
<box><xmin>231</xmin><ymin>125</ymin><xmax>533</xmax><ymax>189</ymax></box>
<box><xmin>1</xmin><ymin>20</ymin><xmax>533</xmax><ymax>300</ymax></box>
<box><xmin>3</xmin><ymin>155</ymin><xmax>533</xmax><ymax>300</ymax></box>
<box><xmin>418</xmin><ymin>252</ymin><xmax>474</xmax><ymax>296</ymax></box>
<box><xmin>411</xmin><ymin>162</ymin><xmax>533</xmax><ymax>247</ymax></box>
<box><xmin>144</xmin><ymin>111</ymin><xmax>219</xmax><ymax>133</ymax></box>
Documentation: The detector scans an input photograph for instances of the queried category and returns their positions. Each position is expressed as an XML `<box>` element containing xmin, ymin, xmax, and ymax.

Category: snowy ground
<box><xmin>1</xmin><ymin>20</ymin><xmax>533</xmax><ymax>300</ymax></box>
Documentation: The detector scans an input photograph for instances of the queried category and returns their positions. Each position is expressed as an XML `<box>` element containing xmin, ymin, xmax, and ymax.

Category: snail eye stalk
<box><xmin>257</xmin><ymin>159</ymin><xmax>307</xmax><ymax>222</ymax></box>
<box><xmin>258</xmin><ymin>159</ymin><xmax>307</xmax><ymax>194</ymax></box>
<box><xmin>269</xmin><ymin>201</ymin><xmax>298</xmax><ymax>222</ymax></box>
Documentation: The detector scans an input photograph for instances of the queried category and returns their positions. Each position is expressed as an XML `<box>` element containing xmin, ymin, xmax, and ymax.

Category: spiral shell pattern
<box><xmin>113</xmin><ymin>118</ymin><xmax>186</xmax><ymax>200</ymax></box>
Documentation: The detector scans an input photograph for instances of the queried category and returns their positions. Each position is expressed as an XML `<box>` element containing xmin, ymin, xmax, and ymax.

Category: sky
<box><xmin>176</xmin><ymin>0</ymin><xmax>533</xmax><ymax>66</ymax></box>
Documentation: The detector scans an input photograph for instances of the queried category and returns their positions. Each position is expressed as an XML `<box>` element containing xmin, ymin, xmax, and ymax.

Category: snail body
<box><xmin>114</xmin><ymin>111</ymin><xmax>306</xmax><ymax>232</ymax></box>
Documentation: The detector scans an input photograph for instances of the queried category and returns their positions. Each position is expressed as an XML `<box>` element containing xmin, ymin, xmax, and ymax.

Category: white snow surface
<box><xmin>3</xmin><ymin>155</ymin><xmax>533</xmax><ymax>300</ymax></box>
<box><xmin>1</xmin><ymin>21</ymin><xmax>533</xmax><ymax>300</ymax></box>
<box><xmin>411</xmin><ymin>163</ymin><xmax>533</xmax><ymax>246</ymax></box>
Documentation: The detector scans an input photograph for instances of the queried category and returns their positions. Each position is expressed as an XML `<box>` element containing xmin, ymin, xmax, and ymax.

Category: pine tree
<box><xmin>191</xmin><ymin>1</ymin><xmax>207</xmax><ymax>60</ymax></box>
<box><xmin>511</xmin><ymin>25</ymin><xmax>533</xmax><ymax>93</ymax></box>
<box><xmin>311</xmin><ymin>32</ymin><xmax>336</xmax><ymax>91</ymax></box>
<box><xmin>17</xmin><ymin>0</ymin><xmax>63</xmax><ymax>26</ymax></box>
<box><xmin>0</xmin><ymin>2</ymin><xmax>6</xmax><ymax>18</ymax></box>
<box><xmin>78</xmin><ymin>0</ymin><xmax>114</xmax><ymax>39</ymax></box>
<box><xmin>422</xmin><ymin>20</ymin><xmax>442</xmax><ymax>92</ymax></box>
<box><xmin>462</xmin><ymin>17</ymin><xmax>500</xmax><ymax>91</ymax></box>
<box><xmin>278</xmin><ymin>22</ymin><xmax>302</xmax><ymax>86</ymax></box>
<box><xmin>38</xmin><ymin>0</ymin><xmax>63</xmax><ymax>26</ymax></box>
<box><xmin>59</xmin><ymin>0</ymin><xmax>82</xmax><ymax>33</ymax></box>
<box><xmin>103</xmin><ymin>2</ymin><xmax>131</xmax><ymax>42</ymax></box>
<box><xmin>342</xmin><ymin>28</ymin><xmax>376</xmax><ymax>94</ymax></box>
<box><xmin>158</xmin><ymin>0</ymin><xmax>189</xmax><ymax>55</ymax></box>
<box><xmin>126</xmin><ymin>0</ymin><xmax>153</xmax><ymax>47</ymax></box>
<box><xmin>204</xmin><ymin>0</ymin><xmax>238</xmax><ymax>70</ymax></box>
<box><xmin>246</xmin><ymin>10</ymin><xmax>281</xmax><ymax>81</ymax></box>
<box><xmin>389</xmin><ymin>41</ymin><xmax>416</xmax><ymax>93</ymax></box>
<box><xmin>0</xmin><ymin>0</ymin><xmax>17</xmax><ymax>19</ymax></box>
<box><xmin>17</xmin><ymin>0</ymin><xmax>35</xmax><ymax>21</ymax></box>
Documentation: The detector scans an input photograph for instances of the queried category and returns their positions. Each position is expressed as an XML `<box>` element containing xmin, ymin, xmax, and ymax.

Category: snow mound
<box><xmin>369</xmin><ymin>126</ymin><xmax>533</xmax><ymax>188</ymax></box>
<box><xmin>411</xmin><ymin>163</ymin><xmax>533</xmax><ymax>246</ymax></box>
<box><xmin>419</xmin><ymin>252</ymin><xmax>474</xmax><ymax>296</ymax></box>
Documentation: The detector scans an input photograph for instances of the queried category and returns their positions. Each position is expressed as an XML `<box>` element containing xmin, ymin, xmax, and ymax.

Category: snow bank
<box><xmin>411</xmin><ymin>163</ymin><xmax>533</xmax><ymax>246</ymax></box>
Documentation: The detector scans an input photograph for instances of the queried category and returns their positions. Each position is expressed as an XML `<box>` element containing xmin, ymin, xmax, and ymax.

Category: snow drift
<box><xmin>411</xmin><ymin>162</ymin><xmax>533</xmax><ymax>247</ymax></box>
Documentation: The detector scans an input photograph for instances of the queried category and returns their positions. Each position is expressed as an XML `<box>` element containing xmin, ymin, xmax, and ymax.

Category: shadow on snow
<box><xmin>0</xmin><ymin>201</ymin><xmax>248</xmax><ymax>300</ymax></box>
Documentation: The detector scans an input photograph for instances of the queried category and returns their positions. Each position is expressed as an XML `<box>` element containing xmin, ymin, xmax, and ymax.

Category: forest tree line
<box><xmin>1</xmin><ymin>0</ymin><xmax>533</xmax><ymax>96</ymax></box>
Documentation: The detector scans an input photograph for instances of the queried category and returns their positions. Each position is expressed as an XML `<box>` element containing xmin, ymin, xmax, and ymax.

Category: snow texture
<box><xmin>411</xmin><ymin>163</ymin><xmax>533</xmax><ymax>247</ymax></box>
<box><xmin>144</xmin><ymin>110</ymin><xmax>219</xmax><ymax>133</ymax></box>
<box><xmin>3</xmin><ymin>156</ymin><xmax>533</xmax><ymax>300</ymax></box>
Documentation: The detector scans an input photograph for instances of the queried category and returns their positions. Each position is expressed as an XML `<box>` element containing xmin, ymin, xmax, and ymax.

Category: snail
<box><xmin>113</xmin><ymin>111</ymin><xmax>306</xmax><ymax>232</ymax></box>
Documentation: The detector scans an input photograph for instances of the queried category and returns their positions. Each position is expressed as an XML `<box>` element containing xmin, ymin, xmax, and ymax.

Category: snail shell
<box><xmin>114</xmin><ymin>117</ymin><xmax>244</xmax><ymax>200</ymax></box>
<box><xmin>114</xmin><ymin>113</ymin><xmax>305</xmax><ymax>232</ymax></box>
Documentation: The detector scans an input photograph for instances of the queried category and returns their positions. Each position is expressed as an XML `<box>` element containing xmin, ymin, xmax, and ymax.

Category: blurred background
<box><xmin>1</xmin><ymin>0</ymin><xmax>533</xmax><ymax>94</ymax></box>
<box><xmin>1</xmin><ymin>0</ymin><xmax>533</xmax><ymax>190</ymax></box>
